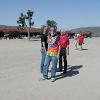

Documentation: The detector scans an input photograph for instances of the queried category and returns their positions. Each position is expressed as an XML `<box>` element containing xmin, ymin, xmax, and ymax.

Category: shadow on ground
<box><xmin>81</xmin><ymin>48</ymin><xmax>88</xmax><ymax>50</ymax></box>
<box><xmin>56</xmin><ymin>65</ymin><xmax>83</xmax><ymax>80</ymax></box>
<box><xmin>75</xmin><ymin>48</ymin><xmax>88</xmax><ymax>51</ymax></box>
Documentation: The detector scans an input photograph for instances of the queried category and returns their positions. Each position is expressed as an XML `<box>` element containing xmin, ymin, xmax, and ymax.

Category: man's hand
<box><xmin>67</xmin><ymin>46</ymin><xmax>69</xmax><ymax>56</ymax></box>
<box><xmin>57</xmin><ymin>54</ymin><xmax>59</xmax><ymax>59</ymax></box>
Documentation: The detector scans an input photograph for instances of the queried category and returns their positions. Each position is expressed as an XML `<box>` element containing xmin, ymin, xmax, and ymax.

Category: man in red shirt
<box><xmin>78</xmin><ymin>33</ymin><xmax>84</xmax><ymax>50</ymax></box>
<box><xmin>58</xmin><ymin>29</ymin><xmax>70</xmax><ymax>74</ymax></box>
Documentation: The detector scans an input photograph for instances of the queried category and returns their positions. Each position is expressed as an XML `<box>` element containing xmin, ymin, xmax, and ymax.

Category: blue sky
<box><xmin>0</xmin><ymin>0</ymin><xmax>100</xmax><ymax>30</ymax></box>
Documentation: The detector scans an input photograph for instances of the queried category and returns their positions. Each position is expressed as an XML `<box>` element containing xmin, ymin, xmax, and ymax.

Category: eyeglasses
<box><xmin>50</xmin><ymin>30</ymin><xmax>54</xmax><ymax>31</ymax></box>
<box><xmin>50</xmin><ymin>29</ymin><xmax>55</xmax><ymax>31</ymax></box>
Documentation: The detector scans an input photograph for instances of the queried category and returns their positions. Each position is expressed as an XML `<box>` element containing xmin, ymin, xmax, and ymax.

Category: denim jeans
<box><xmin>43</xmin><ymin>55</ymin><xmax>58</xmax><ymax>78</ymax></box>
<box><xmin>40</xmin><ymin>48</ymin><xmax>46</xmax><ymax>73</ymax></box>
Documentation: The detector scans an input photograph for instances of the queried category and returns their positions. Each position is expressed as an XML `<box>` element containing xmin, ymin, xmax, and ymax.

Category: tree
<box><xmin>17</xmin><ymin>10</ymin><xmax>34</xmax><ymax>40</ymax></box>
<box><xmin>17</xmin><ymin>13</ymin><xmax>26</xmax><ymax>29</ymax></box>
<box><xmin>26</xmin><ymin>10</ymin><xmax>34</xmax><ymax>28</ymax></box>
<box><xmin>46</xmin><ymin>20</ymin><xmax>57</xmax><ymax>29</ymax></box>
<box><xmin>26</xmin><ymin>10</ymin><xmax>34</xmax><ymax>40</ymax></box>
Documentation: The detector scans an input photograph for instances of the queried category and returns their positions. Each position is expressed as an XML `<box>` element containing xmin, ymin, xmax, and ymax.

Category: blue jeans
<box><xmin>43</xmin><ymin>55</ymin><xmax>58</xmax><ymax>78</ymax></box>
<box><xmin>40</xmin><ymin>48</ymin><xmax>46</xmax><ymax>73</ymax></box>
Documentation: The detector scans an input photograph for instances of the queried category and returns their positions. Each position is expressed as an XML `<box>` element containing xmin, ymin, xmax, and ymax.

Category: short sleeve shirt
<box><xmin>41</xmin><ymin>34</ymin><xmax>48</xmax><ymax>51</ymax></box>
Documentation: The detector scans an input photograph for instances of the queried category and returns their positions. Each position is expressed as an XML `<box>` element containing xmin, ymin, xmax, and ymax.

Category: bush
<box><xmin>32</xmin><ymin>35</ymin><xmax>41</xmax><ymax>39</ymax></box>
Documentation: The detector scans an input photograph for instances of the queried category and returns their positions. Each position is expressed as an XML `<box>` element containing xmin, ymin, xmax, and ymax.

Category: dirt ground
<box><xmin>0</xmin><ymin>38</ymin><xmax>100</xmax><ymax>100</ymax></box>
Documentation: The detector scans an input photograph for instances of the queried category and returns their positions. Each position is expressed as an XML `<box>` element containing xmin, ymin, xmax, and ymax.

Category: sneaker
<box><xmin>40</xmin><ymin>75</ymin><xmax>48</xmax><ymax>80</ymax></box>
<box><xmin>51</xmin><ymin>77</ymin><xmax>56</xmax><ymax>82</ymax></box>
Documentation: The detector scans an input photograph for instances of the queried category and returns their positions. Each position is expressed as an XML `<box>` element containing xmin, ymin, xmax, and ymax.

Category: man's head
<box><xmin>43</xmin><ymin>27</ymin><xmax>48</xmax><ymax>34</ymax></box>
<box><xmin>49</xmin><ymin>26</ymin><xmax>57</xmax><ymax>36</ymax></box>
<box><xmin>60</xmin><ymin>29</ymin><xmax>66</xmax><ymax>35</ymax></box>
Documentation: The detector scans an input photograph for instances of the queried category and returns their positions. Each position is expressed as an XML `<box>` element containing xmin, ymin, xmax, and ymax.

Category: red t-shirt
<box><xmin>78</xmin><ymin>35</ymin><xmax>84</xmax><ymax>44</ymax></box>
<box><xmin>58</xmin><ymin>35</ymin><xmax>70</xmax><ymax>48</ymax></box>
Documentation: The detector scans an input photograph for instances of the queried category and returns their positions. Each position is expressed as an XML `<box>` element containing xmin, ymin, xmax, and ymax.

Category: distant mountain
<box><xmin>70</xmin><ymin>26</ymin><xmax>100</xmax><ymax>37</ymax></box>
<box><xmin>70</xmin><ymin>26</ymin><xmax>100</xmax><ymax>33</ymax></box>
<box><xmin>0</xmin><ymin>25</ymin><xmax>18</xmax><ymax>29</ymax></box>
<box><xmin>0</xmin><ymin>25</ymin><xmax>39</xmax><ymax>29</ymax></box>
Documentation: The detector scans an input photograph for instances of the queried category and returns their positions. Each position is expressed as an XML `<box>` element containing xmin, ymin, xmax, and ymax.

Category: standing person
<box><xmin>58</xmin><ymin>29</ymin><xmax>70</xmax><ymax>74</ymax></box>
<box><xmin>77</xmin><ymin>33</ymin><xmax>85</xmax><ymax>50</ymax></box>
<box><xmin>74</xmin><ymin>33</ymin><xmax>78</xmax><ymax>49</ymax></box>
<box><xmin>42</xmin><ymin>26</ymin><xmax>60</xmax><ymax>82</ymax></box>
<box><xmin>74</xmin><ymin>33</ymin><xmax>80</xmax><ymax>49</ymax></box>
<box><xmin>40</xmin><ymin>27</ymin><xmax>48</xmax><ymax>73</ymax></box>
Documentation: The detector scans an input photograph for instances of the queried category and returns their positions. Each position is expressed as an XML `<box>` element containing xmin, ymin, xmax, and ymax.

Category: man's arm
<box><xmin>67</xmin><ymin>37</ymin><xmax>70</xmax><ymax>55</ymax></box>
<box><xmin>42</xmin><ymin>42</ymin><xmax>47</xmax><ymax>53</ymax></box>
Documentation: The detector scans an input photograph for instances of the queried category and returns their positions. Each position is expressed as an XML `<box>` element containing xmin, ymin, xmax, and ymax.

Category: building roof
<box><xmin>0</xmin><ymin>25</ymin><xmax>40</xmax><ymax>33</ymax></box>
